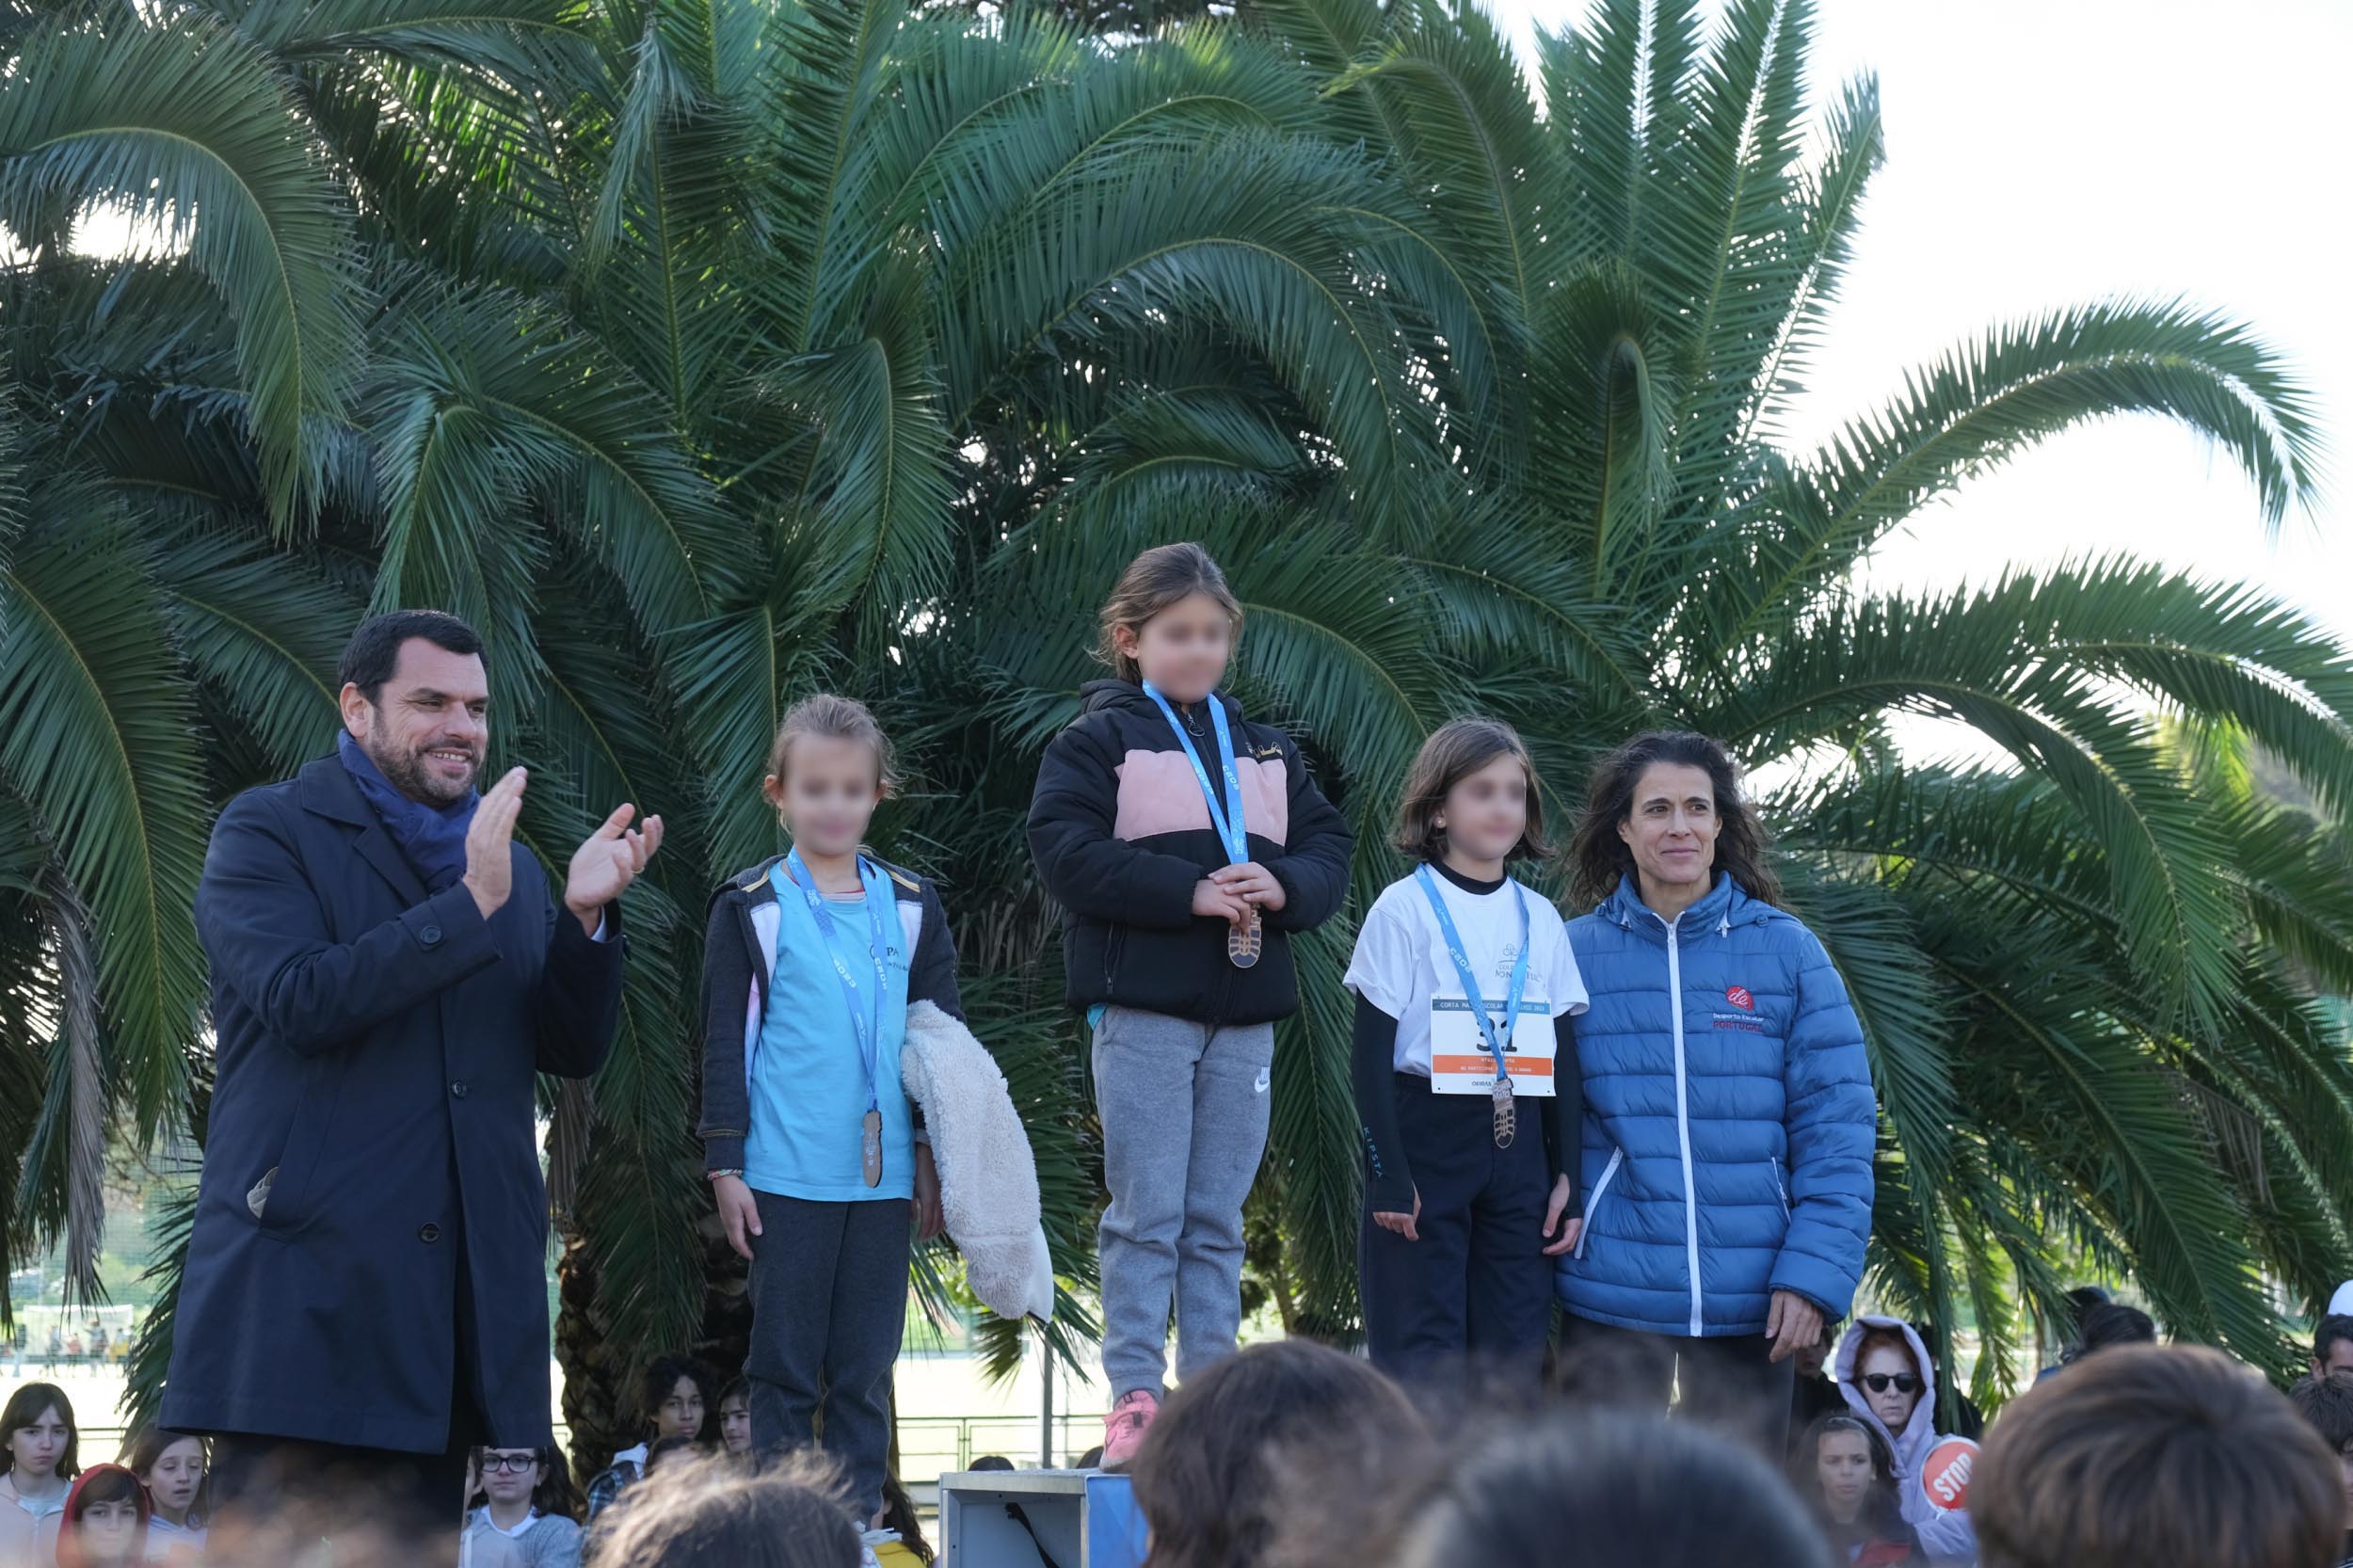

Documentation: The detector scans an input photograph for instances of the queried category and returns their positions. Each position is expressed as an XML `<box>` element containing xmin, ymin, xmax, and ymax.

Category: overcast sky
<box><xmin>1486</xmin><ymin>0</ymin><xmax>2351</xmax><ymax>754</ymax></box>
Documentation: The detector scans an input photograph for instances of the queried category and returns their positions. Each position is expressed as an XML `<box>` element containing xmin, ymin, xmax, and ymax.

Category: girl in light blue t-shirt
<box><xmin>696</xmin><ymin>695</ymin><xmax>964</xmax><ymax>1526</ymax></box>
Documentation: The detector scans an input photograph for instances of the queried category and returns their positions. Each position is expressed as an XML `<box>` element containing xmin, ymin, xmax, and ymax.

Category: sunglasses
<box><xmin>1861</xmin><ymin>1373</ymin><xmax>1922</xmax><ymax>1395</ymax></box>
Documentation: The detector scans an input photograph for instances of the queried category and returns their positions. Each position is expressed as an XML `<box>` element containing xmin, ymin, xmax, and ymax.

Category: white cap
<box><xmin>2330</xmin><ymin>1280</ymin><xmax>2353</xmax><ymax>1318</ymax></box>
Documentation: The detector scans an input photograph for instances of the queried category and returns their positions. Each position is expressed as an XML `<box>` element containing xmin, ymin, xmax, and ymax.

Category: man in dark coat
<box><xmin>161</xmin><ymin>611</ymin><xmax>662</xmax><ymax>1555</ymax></box>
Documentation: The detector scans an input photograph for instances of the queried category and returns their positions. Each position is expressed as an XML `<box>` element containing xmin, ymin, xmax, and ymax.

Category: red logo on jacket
<box><xmin>1725</xmin><ymin>984</ymin><xmax>1754</xmax><ymax>1011</ymax></box>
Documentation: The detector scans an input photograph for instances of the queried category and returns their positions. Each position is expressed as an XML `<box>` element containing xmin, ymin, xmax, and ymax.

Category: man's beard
<box><xmin>366</xmin><ymin>732</ymin><xmax>479</xmax><ymax>807</ymax></box>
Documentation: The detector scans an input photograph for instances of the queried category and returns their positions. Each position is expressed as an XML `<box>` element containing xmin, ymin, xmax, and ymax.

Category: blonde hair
<box><xmin>1095</xmin><ymin>543</ymin><xmax>1244</xmax><ymax>685</ymax></box>
<box><xmin>763</xmin><ymin>694</ymin><xmax>901</xmax><ymax>796</ymax></box>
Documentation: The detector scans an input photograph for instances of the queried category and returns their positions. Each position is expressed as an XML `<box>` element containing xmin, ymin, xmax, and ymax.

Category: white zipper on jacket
<box><xmin>1573</xmin><ymin>1147</ymin><xmax>1625</xmax><ymax>1260</ymax></box>
<box><xmin>1658</xmin><ymin>909</ymin><xmax>1704</xmax><ymax>1336</ymax></box>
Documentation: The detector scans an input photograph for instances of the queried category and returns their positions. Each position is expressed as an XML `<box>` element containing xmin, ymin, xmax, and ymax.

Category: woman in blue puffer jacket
<box><xmin>1555</xmin><ymin>731</ymin><xmax>1877</xmax><ymax>1455</ymax></box>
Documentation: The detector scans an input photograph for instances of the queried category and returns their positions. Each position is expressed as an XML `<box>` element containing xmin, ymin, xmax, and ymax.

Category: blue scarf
<box><xmin>337</xmin><ymin>730</ymin><xmax>480</xmax><ymax>893</ymax></box>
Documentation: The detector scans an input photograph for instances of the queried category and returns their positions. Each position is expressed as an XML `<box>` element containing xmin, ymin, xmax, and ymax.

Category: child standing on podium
<box><xmin>1344</xmin><ymin>717</ymin><xmax>1588</xmax><ymax>1375</ymax></box>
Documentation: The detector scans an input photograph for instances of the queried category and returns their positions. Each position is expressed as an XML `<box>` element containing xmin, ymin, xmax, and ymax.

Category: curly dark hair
<box><xmin>1567</xmin><ymin>730</ymin><xmax>1780</xmax><ymax>910</ymax></box>
<box><xmin>637</xmin><ymin>1353</ymin><xmax>719</xmax><ymax>1444</ymax></box>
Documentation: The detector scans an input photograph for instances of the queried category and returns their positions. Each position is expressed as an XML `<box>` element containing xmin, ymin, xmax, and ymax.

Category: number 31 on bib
<box><xmin>1429</xmin><ymin>995</ymin><xmax>1558</xmax><ymax>1096</ymax></box>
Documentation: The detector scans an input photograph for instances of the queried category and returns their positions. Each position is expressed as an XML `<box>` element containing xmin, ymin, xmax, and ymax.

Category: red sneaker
<box><xmin>1100</xmin><ymin>1388</ymin><xmax>1160</xmax><ymax>1470</ymax></box>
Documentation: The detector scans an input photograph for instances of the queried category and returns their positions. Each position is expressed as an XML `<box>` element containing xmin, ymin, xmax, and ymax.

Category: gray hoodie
<box><xmin>1835</xmin><ymin>1315</ymin><xmax>1978</xmax><ymax>1563</ymax></box>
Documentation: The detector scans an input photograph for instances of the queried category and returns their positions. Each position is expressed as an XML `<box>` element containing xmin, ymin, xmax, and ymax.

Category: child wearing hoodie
<box><xmin>1835</xmin><ymin>1317</ymin><xmax>1977</xmax><ymax>1564</ymax></box>
<box><xmin>54</xmin><ymin>1464</ymin><xmax>149</xmax><ymax>1568</ymax></box>
<box><xmin>1</xmin><ymin>1381</ymin><xmax>75</xmax><ymax>1567</ymax></box>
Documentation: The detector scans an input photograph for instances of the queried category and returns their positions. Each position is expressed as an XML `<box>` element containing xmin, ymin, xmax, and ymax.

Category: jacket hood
<box><xmin>1594</xmin><ymin>872</ymin><xmax>1781</xmax><ymax>937</ymax></box>
<box><xmin>1835</xmin><ymin>1315</ymin><xmax>1943</xmax><ymax>1463</ymax></box>
<box><xmin>56</xmin><ymin>1464</ymin><xmax>151</xmax><ymax>1568</ymax></box>
<box><xmin>1080</xmin><ymin>679</ymin><xmax>1243</xmax><ymax>722</ymax></box>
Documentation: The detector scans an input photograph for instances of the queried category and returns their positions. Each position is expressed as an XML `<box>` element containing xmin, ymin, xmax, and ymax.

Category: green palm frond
<box><xmin>0</xmin><ymin>11</ymin><xmax>368</xmax><ymax>523</ymax></box>
<box><xmin>1772</xmin><ymin>854</ymin><xmax>1956</xmax><ymax>1191</ymax></box>
<box><xmin>305</xmin><ymin>57</ymin><xmax>574</xmax><ymax>284</ymax></box>
<box><xmin>0</xmin><ymin>491</ymin><xmax>210</xmax><ymax>1128</ymax></box>
<box><xmin>1262</xmin><ymin>922</ymin><xmax>1365</xmax><ymax>1333</ymax></box>
<box><xmin>939</xmin><ymin>131</ymin><xmax>1443</xmax><ymax>527</ymax></box>
<box><xmin>1728</xmin><ymin>300</ymin><xmax>2325</xmax><ymax>648</ymax></box>
<box><xmin>120</xmin><ymin>1162</ymin><xmax>200</xmax><ymax>1432</ymax></box>
<box><xmin>1649</xmin><ymin>0</ymin><xmax>1813</xmax><ymax>514</ymax></box>
<box><xmin>769</xmin><ymin>251</ymin><xmax>959</xmax><ymax>628</ymax></box>
<box><xmin>152</xmin><ymin>527</ymin><xmax>357</xmax><ymax>774</ymax></box>
<box><xmin>224</xmin><ymin>0</ymin><xmax>587</xmax><ymax>74</ymax></box>
<box><xmin>1523</xmin><ymin>260</ymin><xmax>1683</xmax><ymax>587</ymax></box>
<box><xmin>1325</xmin><ymin>0</ymin><xmax>1559</xmax><ymax>326</ymax></box>
<box><xmin>367</xmin><ymin>279</ymin><xmax>738</xmax><ymax>636</ymax></box>
<box><xmin>1708</xmin><ymin>575</ymin><xmax>2258</xmax><ymax>1029</ymax></box>
<box><xmin>762</xmin><ymin>0</ymin><xmax>904</xmax><ymax>357</ymax></box>
<box><xmin>1735</xmin><ymin>70</ymin><xmax>1880</xmax><ymax>449</ymax></box>
<box><xmin>874</xmin><ymin>15</ymin><xmax>1321</xmax><ymax>268</ymax></box>
<box><xmin>1928</xmin><ymin>913</ymin><xmax>2284</xmax><ymax>1362</ymax></box>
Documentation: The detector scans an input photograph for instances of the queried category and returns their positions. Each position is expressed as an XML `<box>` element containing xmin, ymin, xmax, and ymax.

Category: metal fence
<box><xmin>71</xmin><ymin>1414</ymin><xmax>1110</xmax><ymax>1503</ymax></box>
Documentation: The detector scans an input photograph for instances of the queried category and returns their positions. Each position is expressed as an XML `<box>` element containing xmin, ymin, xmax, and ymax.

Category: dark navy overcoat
<box><xmin>160</xmin><ymin>755</ymin><xmax>622</xmax><ymax>1451</ymax></box>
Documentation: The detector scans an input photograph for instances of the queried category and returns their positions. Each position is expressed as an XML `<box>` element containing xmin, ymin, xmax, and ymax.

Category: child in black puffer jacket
<box><xmin>1026</xmin><ymin>543</ymin><xmax>1352</xmax><ymax>1465</ymax></box>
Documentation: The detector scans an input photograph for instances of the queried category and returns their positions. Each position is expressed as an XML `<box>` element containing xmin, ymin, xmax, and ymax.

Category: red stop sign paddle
<box><xmin>1922</xmin><ymin>1436</ymin><xmax>1978</xmax><ymax>1512</ymax></box>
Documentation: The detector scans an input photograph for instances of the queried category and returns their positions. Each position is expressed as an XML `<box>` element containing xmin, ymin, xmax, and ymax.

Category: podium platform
<box><xmin>936</xmin><ymin>1468</ymin><xmax>1146</xmax><ymax>1568</ymax></box>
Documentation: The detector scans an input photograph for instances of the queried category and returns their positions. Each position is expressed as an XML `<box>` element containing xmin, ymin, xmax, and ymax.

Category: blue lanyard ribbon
<box><xmin>775</xmin><ymin>849</ymin><xmax>896</xmax><ymax>1113</ymax></box>
<box><xmin>1413</xmin><ymin>865</ymin><xmax>1531</xmax><ymax>1085</ymax></box>
<box><xmin>1141</xmin><ymin>682</ymin><xmax>1248</xmax><ymax>865</ymax></box>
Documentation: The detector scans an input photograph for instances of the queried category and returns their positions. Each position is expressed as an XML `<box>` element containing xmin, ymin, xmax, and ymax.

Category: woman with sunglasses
<box><xmin>1834</xmin><ymin>1317</ymin><xmax>1977</xmax><ymax>1562</ymax></box>
<box><xmin>463</xmin><ymin>1446</ymin><xmax>584</xmax><ymax>1568</ymax></box>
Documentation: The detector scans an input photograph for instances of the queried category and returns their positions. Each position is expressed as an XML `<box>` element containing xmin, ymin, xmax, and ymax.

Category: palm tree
<box><xmin>1</xmin><ymin>0</ymin><xmax>2345</xmax><ymax>1482</ymax></box>
<box><xmin>0</xmin><ymin>0</ymin><xmax>1471</xmax><ymax>1466</ymax></box>
<box><xmin>1218</xmin><ymin>0</ymin><xmax>2353</xmax><ymax>1395</ymax></box>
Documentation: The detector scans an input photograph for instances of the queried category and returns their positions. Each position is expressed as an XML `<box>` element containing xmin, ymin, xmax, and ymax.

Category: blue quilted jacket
<box><xmin>1559</xmin><ymin>872</ymin><xmax>1876</xmax><ymax>1336</ymax></box>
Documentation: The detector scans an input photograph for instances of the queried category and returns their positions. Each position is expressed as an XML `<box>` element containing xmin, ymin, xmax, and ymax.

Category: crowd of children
<box><xmin>4</xmin><ymin>539</ymin><xmax>2350</xmax><ymax>1567</ymax></box>
<box><xmin>2</xmin><ymin>1385</ymin><xmax>209</xmax><ymax>1567</ymax></box>
<box><xmin>16</xmin><ymin>1308</ymin><xmax>2353</xmax><ymax>1567</ymax></box>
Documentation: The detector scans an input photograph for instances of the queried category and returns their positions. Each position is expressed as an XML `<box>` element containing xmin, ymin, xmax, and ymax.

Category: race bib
<box><xmin>1430</xmin><ymin>995</ymin><xmax>1556</xmax><ymax>1096</ymax></box>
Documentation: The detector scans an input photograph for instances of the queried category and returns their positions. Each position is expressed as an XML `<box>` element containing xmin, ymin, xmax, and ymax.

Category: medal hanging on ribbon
<box><xmin>779</xmin><ymin>850</ymin><xmax>896</xmax><ymax>1187</ymax></box>
<box><xmin>1142</xmin><ymin>682</ymin><xmax>1261</xmax><ymax>968</ymax></box>
<box><xmin>1413</xmin><ymin>865</ymin><xmax>1531</xmax><ymax>1148</ymax></box>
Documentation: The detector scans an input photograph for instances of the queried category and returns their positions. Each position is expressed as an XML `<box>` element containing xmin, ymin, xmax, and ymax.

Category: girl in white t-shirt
<box><xmin>1343</xmin><ymin>717</ymin><xmax>1589</xmax><ymax>1376</ymax></box>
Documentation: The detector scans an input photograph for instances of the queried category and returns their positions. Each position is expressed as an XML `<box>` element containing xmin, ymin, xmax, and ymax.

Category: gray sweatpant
<box><xmin>1093</xmin><ymin>1004</ymin><xmax>1276</xmax><ymax>1400</ymax></box>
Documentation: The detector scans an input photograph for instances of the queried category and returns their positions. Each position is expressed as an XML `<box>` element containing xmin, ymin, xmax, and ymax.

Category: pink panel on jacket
<box><xmin>1112</xmin><ymin>749</ymin><xmax>1290</xmax><ymax>846</ymax></box>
